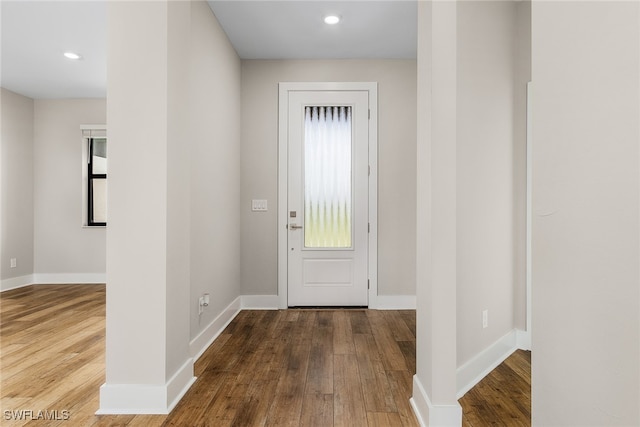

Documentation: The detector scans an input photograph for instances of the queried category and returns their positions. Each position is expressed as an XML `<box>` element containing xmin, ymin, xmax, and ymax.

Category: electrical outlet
<box><xmin>482</xmin><ymin>310</ymin><xmax>488</xmax><ymax>329</ymax></box>
<box><xmin>10</xmin><ymin>258</ymin><xmax>16</xmax><ymax>268</ymax></box>
<box><xmin>198</xmin><ymin>294</ymin><xmax>210</xmax><ymax>316</ymax></box>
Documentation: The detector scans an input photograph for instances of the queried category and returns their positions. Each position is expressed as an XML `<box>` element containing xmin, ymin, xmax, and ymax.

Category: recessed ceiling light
<box><xmin>324</xmin><ymin>15</ymin><xmax>340</xmax><ymax>25</ymax></box>
<box><xmin>64</xmin><ymin>52</ymin><xmax>82</xmax><ymax>60</ymax></box>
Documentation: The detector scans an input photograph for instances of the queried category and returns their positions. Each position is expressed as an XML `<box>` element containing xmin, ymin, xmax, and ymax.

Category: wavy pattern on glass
<box><xmin>304</xmin><ymin>106</ymin><xmax>352</xmax><ymax>248</ymax></box>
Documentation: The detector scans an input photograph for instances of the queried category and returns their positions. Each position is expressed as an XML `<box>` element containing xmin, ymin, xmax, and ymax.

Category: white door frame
<box><xmin>277</xmin><ymin>82</ymin><xmax>378</xmax><ymax>309</ymax></box>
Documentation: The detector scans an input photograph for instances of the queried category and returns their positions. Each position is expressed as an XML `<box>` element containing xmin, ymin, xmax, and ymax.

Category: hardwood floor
<box><xmin>459</xmin><ymin>350</ymin><xmax>531</xmax><ymax>427</ymax></box>
<box><xmin>1</xmin><ymin>285</ymin><xmax>530</xmax><ymax>426</ymax></box>
<box><xmin>1</xmin><ymin>285</ymin><xmax>106</xmax><ymax>427</ymax></box>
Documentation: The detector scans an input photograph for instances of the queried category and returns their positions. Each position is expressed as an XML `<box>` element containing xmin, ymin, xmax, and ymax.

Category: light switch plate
<box><xmin>251</xmin><ymin>199</ymin><xmax>268</xmax><ymax>212</ymax></box>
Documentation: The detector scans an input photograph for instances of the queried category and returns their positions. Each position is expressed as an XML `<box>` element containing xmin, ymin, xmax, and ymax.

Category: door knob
<box><xmin>289</xmin><ymin>224</ymin><xmax>303</xmax><ymax>230</ymax></box>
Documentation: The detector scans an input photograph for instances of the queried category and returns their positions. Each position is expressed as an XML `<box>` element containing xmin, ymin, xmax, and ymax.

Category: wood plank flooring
<box><xmin>1</xmin><ymin>285</ymin><xmax>531</xmax><ymax>426</ymax></box>
<box><xmin>1</xmin><ymin>285</ymin><xmax>106</xmax><ymax>427</ymax></box>
<box><xmin>459</xmin><ymin>350</ymin><xmax>531</xmax><ymax>427</ymax></box>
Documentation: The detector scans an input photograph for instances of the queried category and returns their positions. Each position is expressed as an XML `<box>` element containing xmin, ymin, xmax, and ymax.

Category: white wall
<box><xmin>0</xmin><ymin>88</ymin><xmax>34</xmax><ymax>285</ymax></box>
<box><xmin>189</xmin><ymin>0</ymin><xmax>241</xmax><ymax>343</ymax></box>
<box><xmin>512</xmin><ymin>0</ymin><xmax>531</xmax><ymax>334</ymax></box>
<box><xmin>456</xmin><ymin>0</ymin><xmax>519</xmax><ymax>367</ymax></box>
<box><xmin>241</xmin><ymin>59</ymin><xmax>417</xmax><ymax>298</ymax></box>
<box><xmin>532</xmin><ymin>2</ymin><xmax>639</xmax><ymax>425</ymax></box>
<box><xmin>165</xmin><ymin>0</ymin><xmax>192</xmax><ymax>386</ymax></box>
<box><xmin>33</xmin><ymin>99</ymin><xmax>106</xmax><ymax>281</ymax></box>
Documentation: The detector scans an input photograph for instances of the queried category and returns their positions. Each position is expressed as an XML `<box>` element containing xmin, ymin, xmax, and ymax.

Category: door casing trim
<box><xmin>277</xmin><ymin>82</ymin><xmax>379</xmax><ymax>309</ymax></box>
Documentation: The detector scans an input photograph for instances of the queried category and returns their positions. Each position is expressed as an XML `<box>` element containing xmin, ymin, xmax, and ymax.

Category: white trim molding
<box><xmin>190</xmin><ymin>297</ymin><xmax>241</xmax><ymax>361</ymax></box>
<box><xmin>278</xmin><ymin>82</ymin><xmax>379</xmax><ymax>309</ymax></box>
<box><xmin>525</xmin><ymin>81</ymin><xmax>533</xmax><ymax>352</ymax></box>
<box><xmin>366</xmin><ymin>84</ymin><xmax>379</xmax><ymax>311</ymax></box>
<box><xmin>411</xmin><ymin>375</ymin><xmax>462</xmax><ymax>427</ymax></box>
<box><xmin>373</xmin><ymin>295</ymin><xmax>416</xmax><ymax>310</ymax></box>
<box><xmin>516</xmin><ymin>328</ymin><xmax>531</xmax><ymax>351</ymax></box>
<box><xmin>238</xmin><ymin>294</ymin><xmax>416</xmax><ymax>310</ymax></box>
<box><xmin>1</xmin><ymin>273</ymin><xmax>107</xmax><ymax>292</ymax></box>
<box><xmin>241</xmin><ymin>295</ymin><xmax>280</xmax><ymax>310</ymax></box>
<box><xmin>1</xmin><ymin>274</ymin><xmax>34</xmax><ymax>292</ymax></box>
<box><xmin>33</xmin><ymin>273</ymin><xmax>106</xmax><ymax>284</ymax></box>
<box><xmin>456</xmin><ymin>328</ymin><xmax>527</xmax><ymax>399</ymax></box>
<box><xmin>96</xmin><ymin>359</ymin><xmax>195</xmax><ymax>415</ymax></box>
<box><xmin>80</xmin><ymin>124</ymin><xmax>108</xmax><ymax>131</ymax></box>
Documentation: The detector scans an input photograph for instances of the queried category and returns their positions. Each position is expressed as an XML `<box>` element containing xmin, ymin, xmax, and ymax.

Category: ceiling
<box><xmin>207</xmin><ymin>1</ymin><xmax>416</xmax><ymax>60</ymax></box>
<box><xmin>1</xmin><ymin>1</ymin><xmax>107</xmax><ymax>99</ymax></box>
<box><xmin>1</xmin><ymin>1</ymin><xmax>417</xmax><ymax>100</ymax></box>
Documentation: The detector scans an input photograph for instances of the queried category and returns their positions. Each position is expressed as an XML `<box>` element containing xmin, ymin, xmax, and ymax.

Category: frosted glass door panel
<box><xmin>304</xmin><ymin>106</ymin><xmax>352</xmax><ymax>248</ymax></box>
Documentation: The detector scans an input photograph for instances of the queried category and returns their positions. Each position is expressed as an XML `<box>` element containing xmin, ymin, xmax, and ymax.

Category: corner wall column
<box><xmin>99</xmin><ymin>0</ymin><xmax>194</xmax><ymax>414</ymax></box>
<box><xmin>412</xmin><ymin>0</ymin><xmax>462</xmax><ymax>425</ymax></box>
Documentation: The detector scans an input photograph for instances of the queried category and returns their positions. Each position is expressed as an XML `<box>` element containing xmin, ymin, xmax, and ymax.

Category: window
<box><xmin>88</xmin><ymin>138</ymin><xmax>107</xmax><ymax>226</ymax></box>
<box><xmin>82</xmin><ymin>125</ymin><xmax>107</xmax><ymax>227</ymax></box>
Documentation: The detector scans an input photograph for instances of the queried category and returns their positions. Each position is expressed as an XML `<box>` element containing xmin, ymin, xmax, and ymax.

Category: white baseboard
<box><xmin>1</xmin><ymin>274</ymin><xmax>34</xmax><ymax>292</ymax></box>
<box><xmin>166</xmin><ymin>358</ymin><xmax>197</xmax><ymax>412</ymax></box>
<box><xmin>375</xmin><ymin>295</ymin><xmax>416</xmax><ymax>310</ymax></box>
<box><xmin>33</xmin><ymin>273</ymin><xmax>106</xmax><ymax>284</ymax></box>
<box><xmin>456</xmin><ymin>329</ymin><xmax>524</xmax><ymax>399</ymax></box>
<box><xmin>516</xmin><ymin>328</ymin><xmax>531</xmax><ymax>351</ymax></box>
<box><xmin>1</xmin><ymin>273</ymin><xmax>108</xmax><ymax>292</ymax></box>
<box><xmin>241</xmin><ymin>295</ymin><xmax>280</xmax><ymax>309</ymax></box>
<box><xmin>411</xmin><ymin>375</ymin><xmax>462</xmax><ymax>427</ymax></box>
<box><xmin>190</xmin><ymin>296</ymin><xmax>241</xmax><ymax>361</ymax></box>
<box><xmin>237</xmin><ymin>294</ymin><xmax>416</xmax><ymax>310</ymax></box>
<box><xmin>96</xmin><ymin>358</ymin><xmax>195</xmax><ymax>414</ymax></box>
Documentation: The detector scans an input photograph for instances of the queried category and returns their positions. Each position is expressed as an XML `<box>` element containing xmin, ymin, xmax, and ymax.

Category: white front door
<box><xmin>286</xmin><ymin>90</ymin><xmax>370</xmax><ymax>306</ymax></box>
